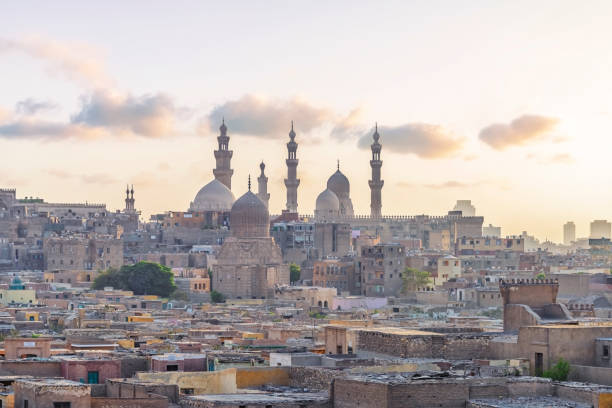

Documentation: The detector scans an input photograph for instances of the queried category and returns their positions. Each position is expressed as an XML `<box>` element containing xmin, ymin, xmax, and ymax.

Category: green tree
<box><xmin>401</xmin><ymin>267</ymin><xmax>431</xmax><ymax>293</ymax></box>
<box><xmin>536</xmin><ymin>272</ymin><xmax>546</xmax><ymax>280</ymax></box>
<box><xmin>210</xmin><ymin>290</ymin><xmax>225</xmax><ymax>303</ymax></box>
<box><xmin>542</xmin><ymin>358</ymin><xmax>570</xmax><ymax>381</ymax></box>
<box><xmin>290</xmin><ymin>263</ymin><xmax>301</xmax><ymax>283</ymax></box>
<box><xmin>91</xmin><ymin>267</ymin><xmax>123</xmax><ymax>289</ymax></box>
<box><xmin>92</xmin><ymin>262</ymin><xmax>176</xmax><ymax>297</ymax></box>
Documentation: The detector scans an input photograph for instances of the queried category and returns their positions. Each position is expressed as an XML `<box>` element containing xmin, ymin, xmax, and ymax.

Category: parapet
<box><xmin>499</xmin><ymin>278</ymin><xmax>559</xmax><ymax>308</ymax></box>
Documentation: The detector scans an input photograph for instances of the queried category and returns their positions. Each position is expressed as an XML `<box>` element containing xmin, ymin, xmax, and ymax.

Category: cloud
<box><xmin>46</xmin><ymin>169</ymin><xmax>118</xmax><ymax>185</ymax></box>
<box><xmin>16</xmin><ymin>98</ymin><xmax>57</xmax><ymax>115</ymax></box>
<box><xmin>71</xmin><ymin>91</ymin><xmax>176</xmax><ymax>138</ymax></box>
<box><xmin>0</xmin><ymin>91</ymin><xmax>178</xmax><ymax>140</ymax></box>
<box><xmin>479</xmin><ymin>114</ymin><xmax>559</xmax><ymax>150</ymax></box>
<box><xmin>0</xmin><ymin>120</ymin><xmax>103</xmax><ymax>140</ymax></box>
<box><xmin>330</xmin><ymin>108</ymin><xmax>366</xmax><ymax>141</ymax></box>
<box><xmin>80</xmin><ymin>173</ymin><xmax>118</xmax><ymax>185</ymax></box>
<box><xmin>423</xmin><ymin>180</ymin><xmax>474</xmax><ymax>189</ymax></box>
<box><xmin>204</xmin><ymin>95</ymin><xmax>334</xmax><ymax>138</ymax></box>
<box><xmin>0</xmin><ymin>35</ymin><xmax>111</xmax><ymax>88</ymax></box>
<box><xmin>527</xmin><ymin>152</ymin><xmax>575</xmax><ymax>164</ymax></box>
<box><xmin>357</xmin><ymin>123</ymin><xmax>464</xmax><ymax>159</ymax></box>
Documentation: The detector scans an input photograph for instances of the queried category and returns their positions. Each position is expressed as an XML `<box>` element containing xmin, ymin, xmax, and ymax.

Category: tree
<box><xmin>290</xmin><ymin>263</ymin><xmax>301</xmax><ymax>284</ymax></box>
<box><xmin>210</xmin><ymin>290</ymin><xmax>225</xmax><ymax>303</ymax></box>
<box><xmin>92</xmin><ymin>262</ymin><xmax>176</xmax><ymax>297</ymax></box>
<box><xmin>536</xmin><ymin>272</ymin><xmax>546</xmax><ymax>280</ymax></box>
<box><xmin>91</xmin><ymin>267</ymin><xmax>123</xmax><ymax>289</ymax></box>
<box><xmin>401</xmin><ymin>267</ymin><xmax>431</xmax><ymax>293</ymax></box>
<box><xmin>542</xmin><ymin>358</ymin><xmax>570</xmax><ymax>381</ymax></box>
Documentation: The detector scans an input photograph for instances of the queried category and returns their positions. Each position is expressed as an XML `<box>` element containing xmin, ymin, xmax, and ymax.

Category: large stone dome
<box><xmin>327</xmin><ymin>170</ymin><xmax>350</xmax><ymax>198</ymax></box>
<box><xmin>190</xmin><ymin>179</ymin><xmax>235</xmax><ymax>212</ymax></box>
<box><xmin>230</xmin><ymin>190</ymin><xmax>269</xmax><ymax>238</ymax></box>
<box><xmin>315</xmin><ymin>188</ymin><xmax>339</xmax><ymax>220</ymax></box>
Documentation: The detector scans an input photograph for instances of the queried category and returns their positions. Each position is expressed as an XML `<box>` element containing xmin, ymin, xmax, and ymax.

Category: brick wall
<box><xmin>288</xmin><ymin>367</ymin><xmax>346</xmax><ymax>392</ymax></box>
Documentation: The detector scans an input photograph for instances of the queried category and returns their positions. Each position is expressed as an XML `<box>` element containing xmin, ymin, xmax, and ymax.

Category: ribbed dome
<box><xmin>327</xmin><ymin>170</ymin><xmax>350</xmax><ymax>197</ymax></box>
<box><xmin>190</xmin><ymin>179</ymin><xmax>235</xmax><ymax>212</ymax></box>
<box><xmin>230</xmin><ymin>190</ymin><xmax>269</xmax><ymax>238</ymax></box>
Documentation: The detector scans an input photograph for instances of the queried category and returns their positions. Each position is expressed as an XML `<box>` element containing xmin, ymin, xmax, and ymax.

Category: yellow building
<box><xmin>0</xmin><ymin>277</ymin><xmax>36</xmax><ymax>306</ymax></box>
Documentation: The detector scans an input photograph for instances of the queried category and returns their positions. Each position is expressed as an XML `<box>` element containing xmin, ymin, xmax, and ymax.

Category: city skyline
<box><xmin>2</xmin><ymin>1</ymin><xmax>612</xmax><ymax>242</ymax></box>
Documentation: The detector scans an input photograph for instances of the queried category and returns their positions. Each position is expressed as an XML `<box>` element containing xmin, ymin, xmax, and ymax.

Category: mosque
<box><xmin>193</xmin><ymin>120</ymin><xmax>482</xmax><ymax>298</ymax></box>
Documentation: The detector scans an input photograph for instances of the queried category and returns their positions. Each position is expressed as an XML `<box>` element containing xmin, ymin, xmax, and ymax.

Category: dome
<box><xmin>190</xmin><ymin>179</ymin><xmax>235</xmax><ymax>212</ymax></box>
<box><xmin>315</xmin><ymin>188</ymin><xmax>340</xmax><ymax>213</ymax></box>
<box><xmin>9</xmin><ymin>276</ymin><xmax>25</xmax><ymax>290</ymax></box>
<box><xmin>230</xmin><ymin>190</ymin><xmax>269</xmax><ymax>238</ymax></box>
<box><xmin>327</xmin><ymin>170</ymin><xmax>350</xmax><ymax>197</ymax></box>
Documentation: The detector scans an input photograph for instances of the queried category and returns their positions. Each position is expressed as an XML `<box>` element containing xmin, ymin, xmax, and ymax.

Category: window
<box><xmin>604</xmin><ymin>345</ymin><xmax>610</xmax><ymax>358</ymax></box>
<box><xmin>167</xmin><ymin>364</ymin><xmax>179</xmax><ymax>371</ymax></box>
<box><xmin>53</xmin><ymin>402</ymin><xmax>71</xmax><ymax>408</ymax></box>
<box><xmin>87</xmin><ymin>371</ymin><xmax>99</xmax><ymax>384</ymax></box>
<box><xmin>24</xmin><ymin>401</ymin><xmax>28</xmax><ymax>408</ymax></box>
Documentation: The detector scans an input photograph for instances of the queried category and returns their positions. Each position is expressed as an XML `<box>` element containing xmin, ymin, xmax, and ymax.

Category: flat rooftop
<box><xmin>358</xmin><ymin>327</ymin><xmax>443</xmax><ymax>336</ymax></box>
<box><xmin>469</xmin><ymin>396</ymin><xmax>591</xmax><ymax>408</ymax></box>
<box><xmin>184</xmin><ymin>392</ymin><xmax>329</xmax><ymax>404</ymax></box>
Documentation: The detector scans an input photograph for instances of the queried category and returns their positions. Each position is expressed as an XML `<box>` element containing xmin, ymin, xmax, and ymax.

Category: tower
<box><xmin>368</xmin><ymin>123</ymin><xmax>383</xmax><ymax>218</ymax></box>
<box><xmin>124</xmin><ymin>185</ymin><xmax>135</xmax><ymax>212</ymax></box>
<box><xmin>213</xmin><ymin>119</ymin><xmax>234</xmax><ymax>190</ymax></box>
<box><xmin>257</xmin><ymin>161</ymin><xmax>270</xmax><ymax>208</ymax></box>
<box><xmin>284</xmin><ymin>121</ymin><xmax>300</xmax><ymax>213</ymax></box>
<box><xmin>563</xmin><ymin>221</ymin><xmax>576</xmax><ymax>245</ymax></box>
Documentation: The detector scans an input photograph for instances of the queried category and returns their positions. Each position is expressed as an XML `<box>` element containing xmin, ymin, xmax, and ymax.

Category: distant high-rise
<box><xmin>590</xmin><ymin>220</ymin><xmax>611</xmax><ymax>239</ymax></box>
<box><xmin>368</xmin><ymin>124</ymin><xmax>383</xmax><ymax>219</ymax></box>
<box><xmin>563</xmin><ymin>221</ymin><xmax>576</xmax><ymax>245</ymax></box>
<box><xmin>284</xmin><ymin>122</ymin><xmax>300</xmax><ymax>213</ymax></box>
<box><xmin>453</xmin><ymin>200</ymin><xmax>475</xmax><ymax>216</ymax></box>
<box><xmin>257</xmin><ymin>161</ymin><xmax>270</xmax><ymax>208</ymax></box>
<box><xmin>213</xmin><ymin>119</ymin><xmax>234</xmax><ymax>190</ymax></box>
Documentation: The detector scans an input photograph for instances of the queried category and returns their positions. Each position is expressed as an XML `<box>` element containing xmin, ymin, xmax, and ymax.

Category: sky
<box><xmin>1</xmin><ymin>0</ymin><xmax>612</xmax><ymax>242</ymax></box>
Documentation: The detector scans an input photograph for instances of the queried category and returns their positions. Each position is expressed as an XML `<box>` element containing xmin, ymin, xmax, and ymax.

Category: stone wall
<box><xmin>91</xmin><ymin>395</ymin><xmax>168</xmax><ymax>408</ymax></box>
<box><xmin>0</xmin><ymin>360</ymin><xmax>62</xmax><ymax>377</ymax></box>
<box><xmin>357</xmin><ymin>331</ymin><xmax>491</xmax><ymax>359</ymax></box>
<box><xmin>288</xmin><ymin>366</ymin><xmax>346</xmax><ymax>392</ymax></box>
<box><xmin>235</xmin><ymin>367</ymin><xmax>289</xmax><ymax>388</ymax></box>
<box><xmin>570</xmin><ymin>364</ymin><xmax>612</xmax><ymax>386</ymax></box>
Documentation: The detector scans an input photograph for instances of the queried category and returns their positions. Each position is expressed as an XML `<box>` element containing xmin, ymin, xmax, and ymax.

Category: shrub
<box><xmin>542</xmin><ymin>358</ymin><xmax>570</xmax><ymax>381</ymax></box>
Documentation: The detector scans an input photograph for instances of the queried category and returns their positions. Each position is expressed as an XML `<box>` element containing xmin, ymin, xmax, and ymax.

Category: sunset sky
<box><xmin>1</xmin><ymin>1</ymin><xmax>612</xmax><ymax>242</ymax></box>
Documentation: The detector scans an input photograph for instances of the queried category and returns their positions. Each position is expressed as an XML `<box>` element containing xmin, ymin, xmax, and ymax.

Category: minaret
<box><xmin>284</xmin><ymin>121</ymin><xmax>300</xmax><ymax>213</ymax></box>
<box><xmin>213</xmin><ymin>119</ymin><xmax>234</xmax><ymax>190</ymax></box>
<box><xmin>124</xmin><ymin>185</ymin><xmax>131</xmax><ymax>211</ymax></box>
<box><xmin>368</xmin><ymin>123</ymin><xmax>383</xmax><ymax>219</ymax></box>
<box><xmin>124</xmin><ymin>185</ymin><xmax>135</xmax><ymax>212</ymax></box>
<box><xmin>257</xmin><ymin>161</ymin><xmax>270</xmax><ymax>208</ymax></box>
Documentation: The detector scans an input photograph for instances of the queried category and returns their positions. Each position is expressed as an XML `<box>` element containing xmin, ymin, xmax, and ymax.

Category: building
<box><xmin>212</xmin><ymin>181</ymin><xmax>289</xmax><ymax>299</ymax></box>
<box><xmin>14</xmin><ymin>379</ymin><xmax>91</xmax><ymax>408</ymax></box>
<box><xmin>312</xmin><ymin>258</ymin><xmax>357</xmax><ymax>295</ymax></box>
<box><xmin>314</xmin><ymin>222</ymin><xmax>351</xmax><ymax>259</ymax></box>
<box><xmin>358</xmin><ymin>243</ymin><xmax>405</xmax><ymax>297</ymax></box>
<box><xmin>452</xmin><ymin>200</ymin><xmax>476</xmax><ymax>216</ymax></box>
<box><xmin>0</xmin><ymin>276</ymin><xmax>36</xmax><ymax>306</ymax></box>
<box><xmin>482</xmin><ymin>224</ymin><xmax>501</xmax><ymax>238</ymax></box>
<box><xmin>590</xmin><ymin>219</ymin><xmax>611</xmax><ymax>239</ymax></box>
<box><xmin>563</xmin><ymin>221</ymin><xmax>576</xmax><ymax>245</ymax></box>
<box><xmin>455</xmin><ymin>236</ymin><xmax>524</xmax><ymax>255</ymax></box>
<box><xmin>43</xmin><ymin>234</ymin><xmax>123</xmax><ymax>271</ymax></box>
<box><xmin>435</xmin><ymin>255</ymin><xmax>461</xmax><ymax>285</ymax></box>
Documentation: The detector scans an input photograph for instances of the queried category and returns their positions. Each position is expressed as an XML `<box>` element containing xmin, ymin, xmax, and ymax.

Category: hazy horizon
<box><xmin>2</xmin><ymin>0</ymin><xmax>612</xmax><ymax>242</ymax></box>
